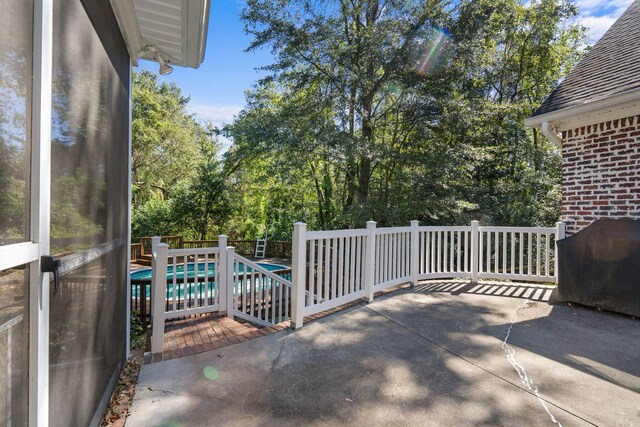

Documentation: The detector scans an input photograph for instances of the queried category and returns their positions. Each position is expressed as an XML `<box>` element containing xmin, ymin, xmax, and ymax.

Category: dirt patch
<box><xmin>100</xmin><ymin>352</ymin><xmax>143</xmax><ymax>427</ymax></box>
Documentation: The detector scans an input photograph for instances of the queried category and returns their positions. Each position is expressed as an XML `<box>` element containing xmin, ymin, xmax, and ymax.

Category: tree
<box><xmin>445</xmin><ymin>0</ymin><xmax>584</xmax><ymax>225</ymax></box>
<box><xmin>131</xmin><ymin>71</ymin><xmax>207</xmax><ymax>209</ymax></box>
<box><xmin>172</xmin><ymin>139</ymin><xmax>230</xmax><ymax>239</ymax></box>
<box><xmin>130</xmin><ymin>72</ymin><xmax>230</xmax><ymax>238</ymax></box>
<box><xmin>242</xmin><ymin>0</ymin><xmax>450</xmax><ymax>211</ymax></box>
<box><xmin>227</xmin><ymin>0</ymin><xmax>586</xmax><ymax>231</ymax></box>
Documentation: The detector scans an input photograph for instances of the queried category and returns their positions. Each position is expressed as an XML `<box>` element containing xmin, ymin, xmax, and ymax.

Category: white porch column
<box><xmin>151</xmin><ymin>243</ymin><xmax>168</xmax><ymax>355</ymax></box>
<box><xmin>470</xmin><ymin>221</ymin><xmax>479</xmax><ymax>284</ymax></box>
<box><xmin>364</xmin><ymin>221</ymin><xmax>377</xmax><ymax>302</ymax></box>
<box><xmin>291</xmin><ymin>222</ymin><xmax>307</xmax><ymax>330</ymax></box>
<box><xmin>410</xmin><ymin>220</ymin><xmax>419</xmax><ymax>287</ymax></box>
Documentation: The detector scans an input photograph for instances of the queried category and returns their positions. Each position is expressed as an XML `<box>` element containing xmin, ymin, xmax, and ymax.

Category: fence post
<box><xmin>364</xmin><ymin>221</ymin><xmax>377</xmax><ymax>302</ymax></box>
<box><xmin>410</xmin><ymin>220</ymin><xmax>419</xmax><ymax>287</ymax></box>
<box><xmin>555</xmin><ymin>221</ymin><xmax>565</xmax><ymax>285</ymax></box>
<box><xmin>150</xmin><ymin>236</ymin><xmax>161</xmax><ymax>319</ymax></box>
<box><xmin>470</xmin><ymin>221</ymin><xmax>479</xmax><ymax>284</ymax></box>
<box><xmin>291</xmin><ymin>222</ymin><xmax>307</xmax><ymax>330</ymax></box>
<box><xmin>151</xmin><ymin>243</ymin><xmax>168</xmax><ymax>355</ymax></box>
<box><xmin>218</xmin><ymin>235</ymin><xmax>228</xmax><ymax>314</ymax></box>
<box><xmin>226</xmin><ymin>246</ymin><xmax>235</xmax><ymax>319</ymax></box>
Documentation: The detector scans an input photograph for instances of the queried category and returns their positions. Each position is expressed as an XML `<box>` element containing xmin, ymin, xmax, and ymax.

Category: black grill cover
<box><xmin>557</xmin><ymin>219</ymin><xmax>640</xmax><ymax>317</ymax></box>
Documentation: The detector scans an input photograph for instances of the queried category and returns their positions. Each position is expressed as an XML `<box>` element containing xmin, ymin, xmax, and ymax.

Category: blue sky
<box><xmin>137</xmin><ymin>0</ymin><xmax>634</xmax><ymax>136</ymax></box>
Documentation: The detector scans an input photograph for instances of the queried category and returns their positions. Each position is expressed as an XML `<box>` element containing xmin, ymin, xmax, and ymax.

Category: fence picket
<box><xmin>317</xmin><ymin>239</ymin><xmax>325</xmax><ymax>302</ymax></box>
<box><xmin>309</xmin><ymin>240</ymin><xmax>316</xmax><ymax>305</ymax></box>
<box><xmin>355</xmin><ymin>237</ymin><xmax>361</xmax><ymax>291</ymax></box>
<box><xmin>536</xmin><ymin>233</ymin><xmax>541</xmax><ymax>277</ymax></box>
<box><xmin>510</xmin><ymin>232</ymin><xmax>515</xmax><ymax>275</ymax></box>
<box><xmin>347</xmin><ymin>236</ymin><xmax>356</xmax><ymax>294</ymax></box>
<box><xmin>336</xmin><ymin>238</ymin><xmax>338</xmax><ymax>300</ymax></box>
<box><xmin>326</xmin><ymin>239</ymin><xmax>333</xmax><ymax>300</ymax></box>
<box><xmin>528</xmin><ymin>232</ymin><xmax>533</xmax><ymax>276</ymax></box>
<box><xmin>545</xmin><ymin>233</ymin><xmax>550</xmax><ymax>277</ymax></box>
<box><xmin>148</xmin><ymin>222</ymin><xmax>563</xmax><ymax>336</ymax></box>
<box><xmin>502</xmin><ymin>232</ymin><xmax>507</xmax><ymax>275</ymax></box>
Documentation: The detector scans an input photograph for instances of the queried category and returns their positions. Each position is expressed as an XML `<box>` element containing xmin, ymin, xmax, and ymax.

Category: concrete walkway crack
<box><xmin>239</xmin><ymin>328</ymin><xmax>292</xmax><ymax>417</ymax></box>
<box><xmin>502</xmin><ymin>299</ymin><xmax>562</xmax><ymax>426</ymax></box>
<box><xmin>362</xmin><ymin>302</ymin><xmax>597</xmax><ymax>426</ymax></box>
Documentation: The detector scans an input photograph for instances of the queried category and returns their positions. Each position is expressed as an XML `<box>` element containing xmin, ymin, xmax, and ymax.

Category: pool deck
<box><xmin>143</xmin><ymin>269</ymin><xmax>396</xmax><ymax>364</ymax></box>
<box><xmin>129</xmin><ymin>280</ymin><xmax>640</xmax><ymax>426</ymax></box>
<box><xmin>147</xmin><ymin>315</ymin><xmax>287</xmax><ymax>363</ymax></box>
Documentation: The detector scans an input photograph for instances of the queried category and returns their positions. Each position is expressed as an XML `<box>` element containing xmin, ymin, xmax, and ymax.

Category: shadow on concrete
<box><xmin>264</xmin><ymin>301</ymin><xmax>519</xmax><ymax>426</ymax></box>
<box><xmin>407</xmin><ymin>281</ymin><xmax>640</xmax><ymax>394</ymax></box>
<box><xmin>414</xmin><ymin>280</ymin><xmax>555</xmax><ymax>302</ymax></box>
<box><xmin>128</xmin><ymin>282</ymin><xmax>640</xmax><ymax>426</ymax></box>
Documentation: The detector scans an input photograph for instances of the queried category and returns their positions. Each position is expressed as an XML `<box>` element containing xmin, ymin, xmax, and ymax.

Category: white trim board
<box><xmin>525</xmin><ymin>88</ymin><xmax>640</xmax><ymax>132</ymax></box>
<box><xmin>109</xmin><ymin>0</ymin><xmax>209</xmax><ymax>68</ymax></box>
<box><xmin>0</xmin><ymin>243</ymin><xmax>39</xmax><ymax>271</ymax></box>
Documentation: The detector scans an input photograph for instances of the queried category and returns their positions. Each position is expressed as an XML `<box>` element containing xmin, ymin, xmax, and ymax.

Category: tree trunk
<box><xmin>358</xmin><ymin>95</ymin><xmax>374</xmax><ymax>204</ymax></box>
<box><xmin>345</xmin><ymin>85</ymin><xmax>358</xmax><ymax>209</ymax></box>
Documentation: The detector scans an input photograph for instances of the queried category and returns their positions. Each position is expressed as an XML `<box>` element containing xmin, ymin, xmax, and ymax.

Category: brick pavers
<box><xmin>144</xmin><ymin>314</ymin><xmax>277</xmax><ymax>363</ymax></box>
<box><xmin>144</xmin><ymin>283</ymin><xmax>413</xmax><ymax>364</ymax></box>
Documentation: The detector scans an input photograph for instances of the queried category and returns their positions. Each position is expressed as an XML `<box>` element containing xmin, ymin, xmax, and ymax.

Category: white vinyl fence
<box><xmin>149</xmin><ymin>235</ymin><xmax>293</xmax><ymax>354</ymax></box>
<box><xmin>290</xmin><ymin>220</ymin><xmax>565</xmax><ymax>329</ymax></box>
<box><xmin>230</xmin><ymin>253</ymin><xmax>293</xmax><ymax>327</ymax></box>
<box><xmin>148</xmin><ymin>220</ymin><xmax>565</xmax><ymax>351</ymax></box>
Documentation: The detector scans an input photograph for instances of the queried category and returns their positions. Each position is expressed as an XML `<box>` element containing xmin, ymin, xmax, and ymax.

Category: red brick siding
<box><xmin>561</xmin><ymin>115</ymin><xmax>640</xmax><ymax>235</ymax></box>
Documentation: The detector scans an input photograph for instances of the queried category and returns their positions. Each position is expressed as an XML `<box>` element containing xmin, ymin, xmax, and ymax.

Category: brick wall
<box><xmin>561</xmin><ymin>115</ymin><xmax>640</xmax><ymax>235</ymax></box>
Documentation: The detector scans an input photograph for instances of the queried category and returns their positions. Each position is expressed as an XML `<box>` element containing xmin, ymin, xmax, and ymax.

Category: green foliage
<box><xmin>129</xmin><ymin>311</ymin><xmax>146</xmax><ymax>350</ymax></box>
<box><xmin>171</xmin><ymin>146</ymin><xmax>230</xmax><ymax>239</ymax></box>
<box><xmin>131</xmin><ymin>71</ymin><xmax>228</xmax><ymax>239</ymax></box>
<box><xmin>223</xmin><ymin>0</ymin><xmax>586</xmax><ymax>234</ymax></box>
<box><xmin>131</xmin><ymin>197</ymin><xmax>178</xmax><ymax>238</ymax></box>
<box><xmin>132</xmin><ymin>1</ymin><xmax>586</xmax><ymax>240</ymax></box>
<box><xmin>132</xmin><ymin>71</ymin><xmax>208</xmax><ymax>208</ymax></box>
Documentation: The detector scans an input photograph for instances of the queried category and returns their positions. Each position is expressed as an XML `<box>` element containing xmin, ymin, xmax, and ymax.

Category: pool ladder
<box><xmin>255</xmin><ymin>228</ymin><xmax>268</xmax><ymax>258</ymax></box>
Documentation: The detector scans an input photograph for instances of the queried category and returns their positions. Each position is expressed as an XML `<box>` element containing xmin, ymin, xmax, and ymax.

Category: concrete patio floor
<box><xmin>127</xmin><ymin>281</ymin><xmax>640</xmax><ymax>426</ymax></box>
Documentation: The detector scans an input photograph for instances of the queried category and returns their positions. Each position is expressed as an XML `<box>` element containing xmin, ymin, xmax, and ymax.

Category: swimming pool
<box><xmin>130</xmin><ymin>261</ymin><xmax>290</xmax><ymax>299</ymax></box>
<box><xmin>130</xmin><ymin>261</ymin><xmax>288</xmax><ymax>281</ymax></box>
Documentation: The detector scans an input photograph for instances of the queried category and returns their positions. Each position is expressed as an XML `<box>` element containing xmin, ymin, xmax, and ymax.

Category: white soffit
<box><xmin>110</xmin><ymin>0</ymin><xmax>210</xmax><ymax>69</ymax></box>
<box><xmin>524</xmin><ymin>89</ymin><xmax>640</xmax><ymax>132</ymax></box>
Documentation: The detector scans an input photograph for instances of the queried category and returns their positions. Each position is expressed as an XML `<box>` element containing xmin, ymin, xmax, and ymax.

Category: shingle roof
<box><xmin>531</xmin><ymin>0</ymin><xmax>640</xmax><ymax>117</ymax></box>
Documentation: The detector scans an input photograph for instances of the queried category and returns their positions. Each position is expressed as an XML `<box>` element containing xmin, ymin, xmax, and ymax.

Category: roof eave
<box><xmin>525</xmin><ymin>88</ymin><xmax>640</xmax><ymax>131</ymax></box>
<box><xmin>109</xmin><ymin>0</ymin><xmax>210</xmax><ymax>69</ymax></box>
<box><xmin>109</xmin><ymin>0</ymin><xmax>143</xmax><ymax>66</ymax></box>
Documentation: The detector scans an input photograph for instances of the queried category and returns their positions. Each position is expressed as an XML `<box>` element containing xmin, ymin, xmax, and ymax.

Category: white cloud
<box><xmin>580</xmin><ymin>15</ymin><xmax>618</xmax><ymax>41</ymax></box>
<box><xmin>575</xmin><ymin>0</ymin><xmax>634</xmax><ymax>42</ymax></box>
<box><xmin>187</xmin><ymin>104</ymin><xmax>243</xmax><ymax>125</ymax></box>
<box><xmin>186</xmin><ymin>104</ymin><xmax>244</xmax><ymax>152</ymax></box>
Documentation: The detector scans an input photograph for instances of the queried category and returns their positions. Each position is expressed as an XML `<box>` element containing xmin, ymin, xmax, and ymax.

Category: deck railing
<box><xmin>146</xmin><ymin>221</ymin><xmax>565</xmax><ymax>352</ymax></box>
<box><xmin>132</xmin><ymin>237</ymin><xmax>291</xmax><ymax>262</ymax></box>
<box><xmin>130</xmin><ymin>243</ymin><xmax>142</xmax><ymax>261</ymax></box>
<box><xmin>148</xmin><ymin>236</ymin><xmax>293</xmax><ymax>354</ymax></box>
<box><xmin>290</xmin><ymin>220</ymin><xmax>565</xmax><ymax>329</ymax></box>
<box><xmin>230</xmin><ymin>253</ymin><xmax>293</xmax><ymax>326</ymax></box>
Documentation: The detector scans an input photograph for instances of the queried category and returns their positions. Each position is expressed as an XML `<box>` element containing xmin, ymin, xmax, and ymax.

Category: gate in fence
<box><xmin>148</xmin><ymin>236</ymin><xmax>294</xmax><ymax>353</ymax></box>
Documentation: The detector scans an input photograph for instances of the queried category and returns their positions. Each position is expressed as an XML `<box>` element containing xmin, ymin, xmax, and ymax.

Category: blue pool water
<box><xmin>130</xmin><ymin>261</ymin><xmax>290</xmax><ymax>299</ymax></box>
<box><xmin>130</xmin><ymin>261</ymin><xmax>287</xmax><ymax>281</ymax></box>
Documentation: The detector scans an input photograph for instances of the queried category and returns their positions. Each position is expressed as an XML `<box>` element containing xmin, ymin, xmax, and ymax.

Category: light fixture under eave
<box><xmin>157</xmin><ymin>55</ymin><xmax>173</xmax><ymax>75</ymax></box>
